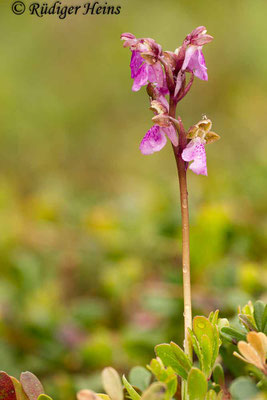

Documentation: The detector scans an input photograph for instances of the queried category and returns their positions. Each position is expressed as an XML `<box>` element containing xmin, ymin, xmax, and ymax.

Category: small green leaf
<box><xmin>97</xmin><ymin>395</ymin><xmax>111</xmax><ymax>400</ymax></box>
<box><xmin>200</xmin><ymin>335</ymin><xmax>212</xmax><ymax>377</ymax></box>
<box><xmin>193</xmin><ymin>317</ymin><xmax>214</xmax><ymax>343</ymax></box>
<box><xmin>187</xmin><ymin>368</ymin><xmax>207</xmax><ymax>400</ymax></box>
<box><xmin>37</xmin><ymin>396</ymin><xmax>53</xmax><ymax>400</ymax></box>
<box><xmin>0</xmin><ymin>372</ymin><xmax>17</xmax><ymax>400</ymax></box>
<box><xmin>216</xmin><ymin>391</ymin><xmax>223</xmax><ymax>400</ymax></box>
<box><xmin>220</xmin><ymin>327</ymin><xmax>247</xmax><ymax>342</ymax></box>
<box><xmin>20</xmin><ymin>372</ymin><xmax>44</xmax><ymax>400</ymax></box>
<box><xmin>122</xmin><ymin>376</ymin><xmax>141</xmax><ymax>400</ymax></box>
<box><xmin>208</xmin><ymin>310</ymin><xmax>219</xmax><ymax>326</ymax></box>
<box><xmin>212</xmin><ymin>365</ymin><xmax>224</xmax><ymax>387</ymax></box>
<box><xmin>129</xmin><ymin>367</ymin><xmax>151</xmax><ymax>392</ymax></box>
<box><xmin>263</xmin><ymin>305</ymin><xmax>267</xmax><ymax>333</ymax></box>
<box><xmin>205</xmin><ymin>390</ymin><xmax>217</xmax><ymax>400</ymax></box>
<box><xmin>10</xmin><ymin>377</ymin><xmax>28</xmax><ymax>400</ymax></box>
<box><xmin>147</xmin><ymin>359</ymin><xmax>177</xmax><ymax>399</ymax></box>
<box><xmin>193</xmin><ymin>317</ymin><xmax>220</xmax><ymax>373</ymax></box>
<box><xmin>188</xmin><ymin>329</ymin><xmax>203</xmax><ymax>370</ymax></box>
<box><xmin>170</xmin><ymin>342</ymin><xmax>192</xmax><ymax>372</ymax></box>
<box><xmin>147</xmin><ymin>359</ymin><xmax>165</xmax><ymax>379</ymax></box>
<box><xmin>211</xmin><ymin>325</ymin><xmax>220</xmax><ymax>367</ymax></box>
<box><xmin>155</xmin><ymin>344</ymin><xmax>188</xmax><ymax>379</ymax></box>
<box><xmin>141</xmin><ymin>382</ymin><xmax>166</xmax><ymax>400</ymax></box>
<box><xmin>238</xmin><ymin>315</ymin><xmax>257</xmax><ymax>332</ymax></box>
<box><xmin>230</xmin><ymin>377</ymin><xmax>259</xmax><ymax>400</ymax></box>
<box><xmin>253</xmin><ymin>301</ymin><xmax>265</xmax><ymax>331</ymax></box>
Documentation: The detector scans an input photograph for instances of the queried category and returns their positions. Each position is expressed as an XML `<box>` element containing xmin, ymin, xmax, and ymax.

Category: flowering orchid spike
<box><xmin>182</xmin><ymin>117</ymin><xmax>220</xmax><ymax>176</ymax></box>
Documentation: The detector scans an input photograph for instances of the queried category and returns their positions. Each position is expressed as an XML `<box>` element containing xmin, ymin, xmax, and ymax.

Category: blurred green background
<box><xmin>0</xmin><ymin>0</ymin><xmax>266</xmax><ymax>398</ymax></box>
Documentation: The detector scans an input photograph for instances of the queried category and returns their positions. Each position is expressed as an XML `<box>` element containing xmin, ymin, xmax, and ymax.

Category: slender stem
<box><xmin>169</xmin><ymin>97</ymin><xmax>192</xmax><ymax>361</ymax></box>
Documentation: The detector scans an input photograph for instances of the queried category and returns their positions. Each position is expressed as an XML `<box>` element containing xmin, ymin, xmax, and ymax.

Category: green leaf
<box><xmin>147</xmin><ymin>359</ymin><xmax>177</xmax><ymax>399</ymax></box>
<box><xmin>263</xmin><ymin>305</ymin><xmax>267</xmax><ymax>333</ymax></box>
<box><xmin>147</xmin><ymin>359</ymin><xmax>165</xmax><ymax>379</ymax></box>
<box><xmin>205</xmin><ymin>390</ymin><xmax>217</xmax><ymax>400</ymax></box>
<box><xmin>211</xmin><ymin>325</ymin><xmax>220</xmax><ymax>367</ymax></box>
<box><xmin>253</xmin><ymin>301</ymin><xmax>265</xmax><ymax>331</ymax></box>
<box><xmin>212</xmin><ymin>365</ymin><xmax>224</xmax><ymax>387</ymax></box>
<box><xmin>200</xmin><ymin>335</ymin><xmax>212</xmax><ymax>377</ymax></box>
<box><xmin>0</xmin><ymin>372</ymin><xmax>17</xmax><ymax>400</ymax></box>
<box><xmin>155</xmin><ymin>344</ymin><xmax>188</xmax><ymax>380</ymax></box>
<box><xmin>230</xmin><ymin>377</ymin><xmax>259</xmax><ymax>400</ymax></box>
<box><xmin>208</xmin><ymin>310</ymin><xmax>219</xmax><ymax>326</ymax></box>
<box><xmin>220</xmin><ymin>327</ymin><xmax>247</xmax><ymax>342</ymax></box>
<box><xmin>141</xmin><ymin>382</ymin><xmax>166</xmax><ymax>400</ymax></box>
<box><xmin>37</xmin><ymin>396</ymin><xmax>53</xmax><ymax>400</ymax></box>
<box><xmin>193</xmin><ymin>317</ymin><xmax>214</xmax><ymax>343</ymax></box>
<box><xmin>238</xmin><ymin>314</ymin><xmax>257</xmax><ymax>332</ymax></box>
<box><xmin>97</xmin><ymin>395</ymin><xmax>111</xmax><ymax>400</ymax></box>
<box><xmin>187</xmin><ymin>368</ymin><xmax>207</xmax><ymax>400</ymax></box>
<box><xmin>192</xmin><ymin>317</ymin><xmax>220</xmax><ymax>373</ymax></box>
<box><xmin>170</xmin><ymin>342</ymin><xmax>192</xmax><ymax>372</ymax></box>
<box><xmin>122</xmin><ymin>376</ymin><xmax>141</xmax><ymax>400</ymax></box>
<box><xmin>102</xmin><ymin>368</ymin><xmax>123</xmax><ymax>400</ymax></box>
<box><xmin>20</xmin><ymin>372</ymin><xmax>44</xmax><ymax>400</ymax></box>
<box><xmin>188</xmin><ymin>329</ymin><xmax>203</xmax><ymax>370</ymax></box>
<box><xmin>10</xmin><ymin>377</ymin><xmax>28</xmax><ymax>400</ymax></box>
<box><xmin>129</xmin><ymin>367</ymin><xmax>151</xmax><ymax>392</ymax></box>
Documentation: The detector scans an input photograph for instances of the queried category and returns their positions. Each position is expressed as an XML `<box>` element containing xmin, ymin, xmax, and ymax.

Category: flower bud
<box><xmin>190</xmin><ymin>26</ymin><xmax>207</xmax><ymax>39</ymax></box>
<box><xmin>136</xmin><ymin>39</ymin><xmax>162</xmax><ymax>59</ymax></box>
<box><xmin>140</xmin><ymin>52</ymin><xmax>157</xmax><ymax>65</ymax></box>
<box><xmin>191</xmin><ymin>34</ymin><xmax>213</xmax><ymax>46</ymax></box>
<box><xmin>187</xmin><ymin>117</ymin><xmax>220</xmax><ymax>144</ymax></box>
<box><xmin>152</xmin><ymin>114</ymin><xmax>170</xmax><ymax>127</ymax></box>
<box><xmin>150</xmin><ymin>100</ymin><xmax>168</xmax><ymax>115</ymax></box>
<box><xmin>163</xmin><ymin>51</ymin><xmax>179</xmax><ymax>70</ymax></box>
<box><xmin>120</xmin><ymin>32</ymin><xmax>137</xmax><ymax>48</ymax></box>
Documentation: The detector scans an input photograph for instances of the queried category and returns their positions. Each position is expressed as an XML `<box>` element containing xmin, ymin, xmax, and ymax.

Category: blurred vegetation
<box><xmin>0</xmin><ymin>0</ymin><xmax>266</xmax><ymax>398</ymax></box>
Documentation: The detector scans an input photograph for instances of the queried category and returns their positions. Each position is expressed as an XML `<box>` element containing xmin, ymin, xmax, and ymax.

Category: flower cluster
<box><xmin>121</xmin><ymin>27</ymin><xmax>220</xmax><ymax>176</ymax></box>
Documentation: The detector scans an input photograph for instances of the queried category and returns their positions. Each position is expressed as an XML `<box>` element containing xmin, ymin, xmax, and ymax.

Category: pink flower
<box><xmin>182</xmin><ymin>46</ymin><xmax>208</xmax><ymax>81</ymax></box>
<box><xmin>130</xmin><ymin>50</ymin><xmax>165</xmax><ymax>92</ymax></box>
<box><xmin>182</xmin><ymin>137</ymin><xmax>207</xmax><ymax>176</ymax></box>
<box><xmin>140</xmin><ymin>125</ymin><xmax>178</xmax><ymax>155</ymax></box>
<box><xmin>121</xmin><ymin>33</ymin><xmax>167</xmax><ymax>93</ymax></box>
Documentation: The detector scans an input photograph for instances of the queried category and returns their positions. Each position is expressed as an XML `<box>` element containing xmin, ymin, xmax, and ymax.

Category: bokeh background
<box><xmin>0</xmin><ymin>0</ymin><xmax>266</xmax><ymax>398</ymax></box>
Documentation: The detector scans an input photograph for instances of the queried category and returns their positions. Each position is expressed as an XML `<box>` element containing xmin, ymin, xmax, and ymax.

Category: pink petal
<box><xmin>148</xmin><ymin>62</ymin><xmax>164</xmax><ymax>88</ymax></box>
<box><xmin>130</xmin><ymin>51</ymin><xmax>144</xmax><ymax>78</ymax></box>
<box><xmin>182</xmin><ymin>137</ymin><xmax>207</xmax><ymax>176</ymax></box>
<box><xmin>140</xmin><ymin>126</ymin><xmax>167</xmax><ymax>155</ymax></box>
<box><xmin>187</xmin><ymin>48</ymin><xmax>208</xmax><ymax>81</ymax></box>
<box><xmin>162</xmin><ymin>125</ymin><xmax>178</xmax><ymax>147</ymax></box>
<box><xmin>132</xmin><ymin>63</ymin><xmax>149</xmax><ymax>91</ymax></box>
<box><xmin>182</xmin><ymin>45</ymin><xmax>197</xmax><ymax>71</ymax></box>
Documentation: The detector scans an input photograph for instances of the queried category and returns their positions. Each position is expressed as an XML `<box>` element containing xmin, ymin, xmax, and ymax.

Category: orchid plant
<box><xmin>0</xmin><ymin>27</ymin><xmax>266</xmax><ymax>400</ymax></box>
<box><xmin>121</xmin><ymin>26</ymin><xmax>220</xmax><ymax>384</ymax></box>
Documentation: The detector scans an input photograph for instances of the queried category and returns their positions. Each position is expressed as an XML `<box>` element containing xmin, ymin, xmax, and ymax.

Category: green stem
<box><xmin>169</xmin><ymin>96</ymin><xmax>192</xmax><ymax>399</ymax></box>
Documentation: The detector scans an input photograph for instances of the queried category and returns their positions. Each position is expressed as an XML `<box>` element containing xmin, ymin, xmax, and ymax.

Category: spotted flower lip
<box><xmin>140</xmin><ymin>125</ymin><xmax>178</xmax><ymax>155</ymax></box>
<box><xmin>140</xmin><ymin>125</ymin><xmax>167</xmax><ymax>155</ymax></box>
<box><xmin>182</xmin><ymin>137</ymin><xmax>207</xmax><ymax>176</ymax></box>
